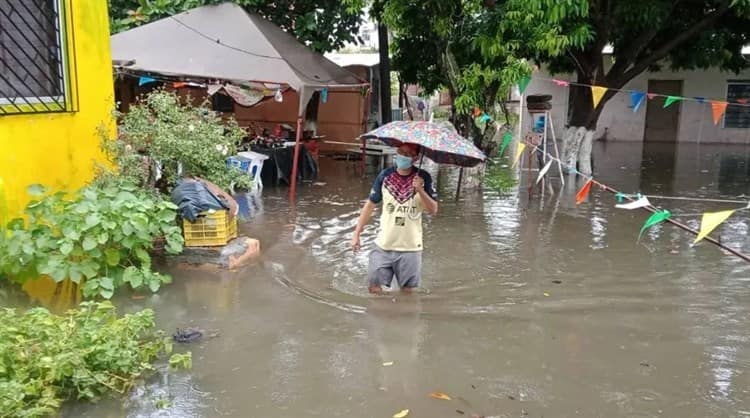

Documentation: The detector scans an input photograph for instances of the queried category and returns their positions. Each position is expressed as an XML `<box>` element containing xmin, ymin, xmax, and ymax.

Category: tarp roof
<box><xmin>111</xmin><ymin>2</ymin><xmax>367</xmax><ymax>113</ymax></box>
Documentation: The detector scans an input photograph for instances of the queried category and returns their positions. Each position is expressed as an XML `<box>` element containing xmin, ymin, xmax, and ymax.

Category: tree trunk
<box><xmin>378</xmin><ymin>23</ymin><xmax>392</xmax><ymax>124</ymax></box>
<box><xmin>562</xmin><ymin>72</ymin><xmax>611</xmax><ymax>176</ymax></box>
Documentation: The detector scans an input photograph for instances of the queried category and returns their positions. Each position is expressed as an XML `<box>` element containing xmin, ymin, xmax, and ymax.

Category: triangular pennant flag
<box><xmin>591</xmin><ymin>86</ymin><xmax>607</xmax><ymax>108</ymax></box>
<box><xmin>711</xmin><ymin>101</ymin><xmax>728</xmax><ymax>125</ymax></box>
<box><xmin>321</xmin><ymin>88</ymin><xmax>328</xmax><ymax>103</ymax></box>
<box><xmin>694</xmin><ymin>210</ymin><xmax>735</xmax><ymax>243</ymax></box>
<box><xmin>138</xmin><ymin>76</ymin><xmax>157</xmax><ymax>86</ymax></box>
<box><xmin>737</xmin><ymin>98</ymin><xmax>749</xmax><ymax>104</ymax></box>
<box><xmin>630</xmin><ymin>91</ymin><xmax>646</xmax><ymax>113</ymax></box>
<box><xmin>473</xmin><ymin>107</ymin><xmax>482</xmax><ymax>117</ymax></box>
<box><xmin>536</xmin><ymin>160</ymin><xmax>553</xmax><ymax>184</ymax></box>
<box><xmin>553</xmin><ymin>79</ymin><xmax>570</xmax><ymax>87</ymax></box>
<box><xmin>615</xmin><ymin>196</ymin><xmax>651</xmax><ymax>210</ymax></box>
<box><xmin>480</xmin><ymin>113</ymin><xmax>492</xmax><ymax>123</ymax></box>
<box><xmin>172</xmin><ymin>82</ymin><xmax>187</xmax><ymax>88</ymax></box>
<box><xmin>499</xmin><ymin>131</ymin><xmax>513</xmax><ymax>157</ymax></box>
<box><xmin>647</xmin><ymin>93</ymin><xmax>657</xmax><ymax>100</ymax></box>
<box><xmin>639</xmin><ymin>210</ymin><xmax>671</xmax><ymax>240</ymax></box>
<box><xmin>663</xmin><ymin>96</ymin><xmax>681</xmax><ymax>108</ymax></box>
<box><xmin>512</xmin><ymin>143</ymin><xmax>526</xmax><ymax>167</ymax></box>
<box><xmin>694</xmin><ymin>96</ymin><xmax>706</xmax><ymax>104</ymax></box>
<box><xmin>575</xmin><ymin>179</ymin><xmax>594</xmax><ymax>205</ymax></box>
<box><xmin>518</xmin><ymin>76</ymin><xmax>531</xmax><ymax>94</ymax></box>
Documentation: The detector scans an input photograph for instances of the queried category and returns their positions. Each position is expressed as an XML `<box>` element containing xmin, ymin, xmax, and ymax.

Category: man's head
<box><xmin>397</xmin><ymin>143</ymin><xmax>420</xmax><ymax>160</ymax></box>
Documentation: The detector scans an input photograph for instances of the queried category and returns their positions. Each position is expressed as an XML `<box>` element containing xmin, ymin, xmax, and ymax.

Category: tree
<box><xmin>108</xmin><ymin>0</ymin><xmax>364</xmax><ymax>53</ymax></box>
<box><xmin>367</xmin><ymin>0</ymin><xmax>588</xmax><ymax>157</ymax></box>
<box><xmin>529</xmin><ymin>0</ymin><xmax>750</xmax><ymax>174</ymax></box>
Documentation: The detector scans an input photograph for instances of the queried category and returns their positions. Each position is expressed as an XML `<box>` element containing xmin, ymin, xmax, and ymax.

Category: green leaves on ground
<box><xmin>0</xmin><ymin>302</ymin><xmax>190</xmax><ymax>418</ymax></box>
<box><xmin>0</xmin><ymin>182</ymin><xmax>184</xmax><ymax>299</ymax></box>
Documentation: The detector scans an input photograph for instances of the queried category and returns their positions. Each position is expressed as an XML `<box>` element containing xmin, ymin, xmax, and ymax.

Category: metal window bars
<box><xmin>0</xmin><ymin>0</ymin><xmax>76</xmax><ymax>115</ymax></box>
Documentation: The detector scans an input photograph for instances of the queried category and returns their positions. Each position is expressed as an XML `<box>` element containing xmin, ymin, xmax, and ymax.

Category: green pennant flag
<box><xmin>639</xmin><ymin>210</ymin><xmax>671</xmax><ymax>240</ymax></box>
<box><xmin>499</xmin><ymin>131</ymin><xmax>513</xmax><ymax>157</ymax></box>
<box><xmin>518</xmin><ymin>76</ymin><xmax>531</xmax><ymax>94</ymax></box>
<box><xmin>663</xmin><ymin>96</ymin><xmax>681</xmax><ymax>108</ymax></box>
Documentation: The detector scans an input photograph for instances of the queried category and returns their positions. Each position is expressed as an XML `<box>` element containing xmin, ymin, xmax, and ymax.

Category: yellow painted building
<box><xmin>0</xmin><ymin>0</ymin><xmax>115</xmax><ymax>221</ymax></box>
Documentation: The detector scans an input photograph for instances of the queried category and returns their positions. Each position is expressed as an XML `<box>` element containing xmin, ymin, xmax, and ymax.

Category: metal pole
<box><xmin>289</xmin><ymin>117</ymin><xmax>304</xmax><ymax>201</ymax></box>
<box><xmin>455</xmin><ymin>167</ymin><xmax>464</xmax><ymax>202</ymax></box>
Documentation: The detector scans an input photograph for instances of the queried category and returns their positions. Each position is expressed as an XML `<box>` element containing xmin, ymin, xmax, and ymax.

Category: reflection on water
<box><xmin>13</xmin><ymin>142</ymin><xmax>750</xmax><ymax>417</ymax></box>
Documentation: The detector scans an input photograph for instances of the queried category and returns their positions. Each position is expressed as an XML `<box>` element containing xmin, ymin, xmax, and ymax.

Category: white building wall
<box><xmin>523</xmin><ymin>64</ymin><xmax>750</xmax><ymax>144</ymax></box>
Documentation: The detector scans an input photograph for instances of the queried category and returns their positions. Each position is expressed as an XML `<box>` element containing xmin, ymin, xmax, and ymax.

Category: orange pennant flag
<box><xmin>591</xmin><ymin>86</ymin><xmax>607</xmax><ymax>108</ymax></box>
<box><xmin>711</xmin><ymin>101</ymin><xmax>728</xmax><ymax>125</ymax></box>
<box><xmin>173</xmin><ymin>82</ymin><xmax>188</xmax><ymax>88</ymax></box>
<box><xmin>575</xmin><ymin>179</ymin><xmax>594</xmax><ymax>205</ymax></box>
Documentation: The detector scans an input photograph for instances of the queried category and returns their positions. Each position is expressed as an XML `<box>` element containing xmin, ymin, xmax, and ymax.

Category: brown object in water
<box><xmin>193</xmin><ymin>176</ymin><xmax>239</xmax><ymax>220</ymax></box>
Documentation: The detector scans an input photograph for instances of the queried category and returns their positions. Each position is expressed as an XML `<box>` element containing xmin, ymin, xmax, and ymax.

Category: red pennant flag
<box><xmin>647</xmin><ymin>93</ymin><xmax>657</xmax><ymax>100</ymax></box>
<box><xmin>553</xmin><ymin>79</ymin><xmax>570</xmax><ymax>87</ymax></box>
<box><xmin>173</xmin><ymin>82</ymin><xmax>188</xmax><ymax>88</ymax></box>
<box><xmin>711</xmin><ymin>101</ymin><xmax>728</xmax><ymax>125</ymax></box>
<box><xmin>737</xmin><ymin>98</ymin><xmax>748</xmax><ymax>104</ymax></box>
<box><xmin>473</xmin><ymin>107</ymin><xmax>482</xmax><ymax>117</ymax></box>
<box><xmin>575</xmin><ymin>179</ymin><xmax>594</xmax><ymax>205</ymax></box>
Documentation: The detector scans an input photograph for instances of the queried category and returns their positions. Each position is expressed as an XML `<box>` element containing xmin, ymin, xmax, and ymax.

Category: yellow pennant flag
<box><xmin>591</xmin><ymin>86</ymin><xmax>608</xmax><ymax>109</ymax></box>
<box><xmin>694</xmin><ymin>210</ymin><xmax>735</xmax><ymax>243</ymax></box>
<box><xmin>512</xmin><ymin>143</ymin><xmax>526</xmax><ymax>167</ymax></box>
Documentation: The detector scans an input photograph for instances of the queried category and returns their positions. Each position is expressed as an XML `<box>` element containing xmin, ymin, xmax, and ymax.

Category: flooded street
<box><xmin>30</xmin><ymin>142</ymin><xmax>750</xmax><ymax>416</ymax></box>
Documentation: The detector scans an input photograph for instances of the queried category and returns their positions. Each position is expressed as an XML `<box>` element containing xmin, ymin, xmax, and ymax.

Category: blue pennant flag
<box><xmin>321</xmin><ymin>87</ymin><xmax>328</xmax><ymax>103</ymax></box>
<box><xmin>480</xmin><ymin>113</ymin><xmax>492</xmax><ymax>123</ymax></box>
<box><xmin>630</xmin><ymin>91</ymin><xmax>646</xmax><ymax>113</ymax></box>
<box><xmin>138</xmin><ymin>76</ymin><xmax>157</xmax><ymax>86</ymax></box>
<box><xmin>694</xmin><ymin>96</ymin><xmax>706</xmax><ymax>104</ymax></box>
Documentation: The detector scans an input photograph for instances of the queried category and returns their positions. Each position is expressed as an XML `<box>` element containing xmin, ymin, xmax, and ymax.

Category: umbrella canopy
<box><xmin>361</xmin><ymin>121</ymin><xmax>487</xmax><ymax>167</ymax></box>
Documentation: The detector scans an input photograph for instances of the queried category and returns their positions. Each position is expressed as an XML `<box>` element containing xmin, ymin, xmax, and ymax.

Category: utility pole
<box><xmin>377</xmin><ymin>23</ymin><xmax>391</xmax><ymax>124</ymax></box>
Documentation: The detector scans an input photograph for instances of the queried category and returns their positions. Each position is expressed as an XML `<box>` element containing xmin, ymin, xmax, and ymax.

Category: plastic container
<box><xmin>182</xmin><ymin>209</ymin><xmax>237</xmax><ymax>247</ymax></box>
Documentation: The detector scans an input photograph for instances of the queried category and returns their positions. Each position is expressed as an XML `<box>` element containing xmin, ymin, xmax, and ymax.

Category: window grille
<box><xmin>0</xmin><ymin>0</ymin><xmax>74</xmax><ymax>115</ymax></box>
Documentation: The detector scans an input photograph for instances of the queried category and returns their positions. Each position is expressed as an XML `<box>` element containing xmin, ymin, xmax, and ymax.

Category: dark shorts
<box><xmin>367</xmin><ymin>246</ymin><xmax>422</xmax><ymax>289</ymax></box>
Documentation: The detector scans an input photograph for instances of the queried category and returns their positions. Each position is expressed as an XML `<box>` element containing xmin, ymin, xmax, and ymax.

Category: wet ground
<box><xmin>9</xmin><ymin>142</ymin><xmax>750</xmax><ymax>417</ymax></box>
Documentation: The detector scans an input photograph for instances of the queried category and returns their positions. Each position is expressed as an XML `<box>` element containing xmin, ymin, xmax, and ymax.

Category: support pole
<box><xmin>289</xmin><ymin>117</ymin><xmax>304</xmax><ymax>201</ymax></box>
<box><xmin>455</xmin><ymin>167</ymin><xmax>464</xmax><ymax>202</ymax></box>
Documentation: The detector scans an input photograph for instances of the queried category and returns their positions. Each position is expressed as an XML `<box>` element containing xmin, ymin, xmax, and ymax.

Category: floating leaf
<box><xmin>383</xmin><ymin>361</ymin><xmax>394</xmax><ymax>367</ymax></box>
<box><xmin>393</xmin><ymin>409</ymin><xmax>410</xmax><ymax>418</ymax></box>
<box><xmin>429</xmin><ymin>392</ymin><xmax>452</xmax><ymax>400</ymax></box>
<box><xmin>543</xmin><ymin>292</ymin><xmax>550</xmax><ymax>297</ymax></box>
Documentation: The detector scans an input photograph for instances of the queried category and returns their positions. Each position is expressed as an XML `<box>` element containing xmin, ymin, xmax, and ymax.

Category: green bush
<box><xmin>0</xmin><ymin>182</ymin><xmax>183</xmax><ymax>299</ymax></box>
<box><xmin>0</xmin><ymin>301</ymin><xmax>188</xmax><ymax>418</ymax></box>
<box><xmin>104</xmin><ymin>90</ymin><xmax>248</xmax><ymax>192</ymax></box>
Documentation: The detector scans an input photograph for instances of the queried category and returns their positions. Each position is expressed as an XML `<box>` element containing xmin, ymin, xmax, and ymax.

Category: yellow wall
<box><xmin>0</xmin><ymin>0</ymin><xmax>115</xmax><ymax>221</ymax></box>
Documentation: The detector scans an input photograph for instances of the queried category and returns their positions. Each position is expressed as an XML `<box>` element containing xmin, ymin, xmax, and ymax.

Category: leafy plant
<box><xmin>0</xmin><ymin>181</ymin><xmax>184</xmax><ymax>299</ymax></box>
<box><xmin>0</xmin><ymin>301</ymin><xmax>190</xmax><ymax>418</ymax></box>
<box><xmin>168</xmin><ymin>352</ymin><xmax>192</xmax><ymax>370</ymax></box>
<box><xmin>106</xmin><ymin>90</ymin><xmax>247</xmax><ymax>192</ymax></box>
<box><xmin>484</xmin><ymin>159</ymin><xmax>517</xmax><ymax>193</ymax></box>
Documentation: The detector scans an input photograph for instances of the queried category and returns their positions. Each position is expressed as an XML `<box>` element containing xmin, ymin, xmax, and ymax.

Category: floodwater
<box><xmin>9</xmin><ymin>142</ymin><xmax>750</xmax><ymax>417</ymax></box>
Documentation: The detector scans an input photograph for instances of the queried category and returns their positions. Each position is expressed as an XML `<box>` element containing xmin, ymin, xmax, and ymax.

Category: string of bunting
<box><xmin>498</xmin><ymin>91</ymin><xmax>750</xmax><ymax>261</ymax></box>
<box><xmin>517</xmin><ymin>75</ymin><xmax>750</xmax><ymax>125</ymax></box>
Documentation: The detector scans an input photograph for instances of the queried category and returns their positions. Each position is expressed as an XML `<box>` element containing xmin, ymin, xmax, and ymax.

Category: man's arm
<box><xmin>414</xmin><ymin>172</ymin><xmax>438</xmax><ymax>215</ymax></box>
<box><xmin>352</xmin><ymin>200</ymin><xmax>376</xmax><ymax>252</ymax></box>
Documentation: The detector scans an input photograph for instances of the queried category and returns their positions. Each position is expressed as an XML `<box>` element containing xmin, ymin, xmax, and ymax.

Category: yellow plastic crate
<box><xmin>183</xmin><ymin>210</ymin><xmax>238</xmax><ymax>247</ymax></box>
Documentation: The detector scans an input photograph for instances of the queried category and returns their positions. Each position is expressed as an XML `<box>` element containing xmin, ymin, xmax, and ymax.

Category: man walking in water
<box><xmin>351</xmin><ymin>143</ymin><xmax>438</xmax><ymax>294</ymax></box>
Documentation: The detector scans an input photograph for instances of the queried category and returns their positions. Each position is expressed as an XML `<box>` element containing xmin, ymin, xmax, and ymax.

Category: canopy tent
<box><xmin>110</xmin><ymin>2</ymin><xmax>368</xmax><ymax>198</ymax></box>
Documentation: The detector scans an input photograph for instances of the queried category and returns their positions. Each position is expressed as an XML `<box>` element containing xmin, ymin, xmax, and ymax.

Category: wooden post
<box><xmin>289</xmin><ymin>117</ymin><xmax>304</xmax><ymax>201</ymax></box>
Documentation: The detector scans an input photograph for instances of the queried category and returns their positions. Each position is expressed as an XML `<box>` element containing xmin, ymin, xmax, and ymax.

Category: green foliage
<box><xmin>484</xmin><ymin>159</ymin><xmax>517</xmax><ymax>193</ymax></box>
<box><xmin>107</xmin><ymin>90</ymin><xmax>247</xmax><ymax>192</ymax></box>
<box><xmin>0</xmin><ymin>182</ymin><xmax>184</xmax><ymax>299</ymax></box>
<box><xmin>168</xmin><ymin>352</ymin><xmax>193</xmax><ymax>370</ymax></box>
<box><xmin>0</xmin><ymin>302</ymin><xmax>187</xmax><ymax>418</ymax></box>
<box><xmin>108</xmin><ymin>0</ymin><xmax>364</xmax><ymax>53</ymax></box>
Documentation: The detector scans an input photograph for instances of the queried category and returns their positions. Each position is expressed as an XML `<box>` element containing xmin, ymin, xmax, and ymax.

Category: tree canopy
<box><xmin>108</xmin><ymin>0</ymin><xmax>364</xmax><ymax>53</ymax></box>
<box><xmin>531</xmin><ymin>0</ymin><xmax>750</xmax><ymax>128</ymax></box>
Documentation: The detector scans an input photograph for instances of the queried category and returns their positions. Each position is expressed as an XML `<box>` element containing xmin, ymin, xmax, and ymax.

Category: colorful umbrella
<box><xmin>360</xmin><ymin>121</ymin><xmax>487</xmax><ymax>167</ymax></box>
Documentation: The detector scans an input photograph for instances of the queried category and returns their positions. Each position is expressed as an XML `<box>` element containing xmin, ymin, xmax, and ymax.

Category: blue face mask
<box><xmin>394</xmin><ymin>155</ymin><xmax>413</xmax><ymax>170</ymax></box>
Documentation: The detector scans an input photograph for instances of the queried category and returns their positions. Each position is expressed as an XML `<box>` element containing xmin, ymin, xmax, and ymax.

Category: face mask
<box><xmin>394</xmin><ymin>155</ymin><xmax>413</xmax><ymax>170</ymax></box>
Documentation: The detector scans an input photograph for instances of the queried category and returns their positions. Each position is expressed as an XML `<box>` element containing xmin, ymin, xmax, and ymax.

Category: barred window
<box><xmin>725</xmin><ymin>82</ymin><xmax>750</xmax><ymax>129</ymax></box>
<box><xmin>0</xmin><ymin>0</ymin><xmax>72</xmax><ymax>115</ymax></box>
